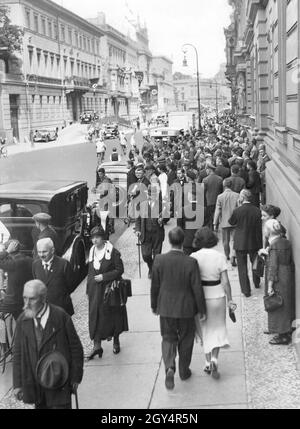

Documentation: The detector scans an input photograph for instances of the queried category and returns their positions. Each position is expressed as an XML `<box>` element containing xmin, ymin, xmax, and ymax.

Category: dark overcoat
<box><xmin>0</xmin><ymin>251</ymin><xmax>33</xmax><ymax>318</ymax></box>
<box><xmin>267</xmin><ymin>237</ymin><xmax>295</xmax><ymax>334</ymax></box>
<box><xmin>13</xmin><ymin>304</ymin><xmax>84</xmax><ymax>407</ymax></box>
<box><xmin>229</xmin><ymin>203</ymin><xmax>263</xmax><ymax>251</ymax></box>
<box><xmin>32</xmin><ymin>256</ymin><xmax>75</xmax><ymax>316</ymax></box>
<box><xmin>86</xmin><ymin>246</ymin><xmax>126</xmax><ymax>341</ymax></box>
<box><xmin>151</xmin><ymin>250</ymin><xmax>206</xmax><ymax>319</ymax></box>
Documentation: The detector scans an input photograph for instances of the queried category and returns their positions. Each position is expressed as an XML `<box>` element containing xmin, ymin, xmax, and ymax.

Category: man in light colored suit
<box><xmin>213</xmin><ymin>178</ymin><xmax>239</xmax><ymax>263</ymax></box>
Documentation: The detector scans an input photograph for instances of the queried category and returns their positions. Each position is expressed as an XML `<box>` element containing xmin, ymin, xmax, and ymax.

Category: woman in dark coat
<box><xmin>262</xmin><ymin>219</ymin><xmax>294</xmax><ymax>345</ymax></box>
<box><xmin>86</xmin><ymin>226</ymin><xmax>127</xmax><ymax>360</ymax></box>
<box><xmin>260</xmin><ymin>205</ymin><xmax>287</xmax><ymax>296</ymax></box>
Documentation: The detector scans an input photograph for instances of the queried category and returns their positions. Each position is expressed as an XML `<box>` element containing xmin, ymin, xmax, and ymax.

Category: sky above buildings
<box><xmin>54</xmin><ymin>0</ymin><xmax>232</xmax><ymax>78</ymax></box>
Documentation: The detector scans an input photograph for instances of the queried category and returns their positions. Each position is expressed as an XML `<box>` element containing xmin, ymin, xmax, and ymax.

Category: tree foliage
<box><xmin>0</xmin><ymin>5</ymin><xmax>23</xmax><ymax>55</ymax></box>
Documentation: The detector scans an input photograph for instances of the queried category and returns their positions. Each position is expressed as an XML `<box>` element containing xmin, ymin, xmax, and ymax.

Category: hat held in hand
<box><xmin>36</xmin><ymin>350</ymin><xmax>69</xmax><ymax>390</ymax></box>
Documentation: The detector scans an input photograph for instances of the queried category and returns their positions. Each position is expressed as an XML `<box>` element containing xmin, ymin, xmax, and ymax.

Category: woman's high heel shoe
<box><xmin>113</xmin><ymin>343</ymin><xmax>120</xmax><ymax>354</ymax></box>
<box><xmin>211</xmin><ymin>361</ymin><xmax>220</xmax><ymax>380</ymax></box>
<box><xmin>86</xmin><ymin>348</ymin><xmax>103</xmax><ymax>361</ymax></box>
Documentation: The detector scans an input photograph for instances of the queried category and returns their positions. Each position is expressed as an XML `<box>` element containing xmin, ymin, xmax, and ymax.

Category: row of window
<box><xmin>109</xmin><ymin>44</ymin><xmax>126</xmax><ymax>64</ymax></box>
<box><xmin>31</xmin><ymin>95</ymin><xmax>62</xmax><ymax>105</ymax></box>
<box><xmin>27</xmin><ymin>47</ymin><xmax>101</xmax><ymax>79</ymax></box>
<box><xmin>25</xmin><ymin>8</ymin><xmax>100</xmax><ymax>55</ymax></box>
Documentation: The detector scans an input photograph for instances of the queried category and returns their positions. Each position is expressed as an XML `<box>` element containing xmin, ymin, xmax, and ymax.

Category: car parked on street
<box><xmin>0</xmin><ymin>181</ymin><xmax>94</xmax><ymax>287</ymax></box>
<box><xmin>33</xmin><ymin>128</ymin><xmax>58</xmax><ymax>143</ymax></box>
<box><xmin>80</xmin><ymin>111</ymin><xmax>98</xmax><ymax>124</ymax></box>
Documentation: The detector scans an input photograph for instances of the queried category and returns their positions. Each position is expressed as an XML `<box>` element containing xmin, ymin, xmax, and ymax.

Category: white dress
<box><xmin>191</xmin><ymin>247</ymin><xmax>230</xmax><ymax>354</ymax></box>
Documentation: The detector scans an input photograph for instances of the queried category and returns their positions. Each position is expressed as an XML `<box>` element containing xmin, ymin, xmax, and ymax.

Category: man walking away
<box><xmin>213</xmin><ymin>178</ymin><xmax>239</xmax><ymax>263</ymax></box>
<box><xmin>151</xmin><ymin>227</ymin><xmax>206</xmax><ymax>390</ymax></box>
<box><xmin>229</xmin><ymin>190</ymin><xmax>263</xmax><ymax>297</ymax></box>
<box><xmin>203</xmin><ymin>164</ymin><xmax>223</xmax><ymax>229</ymax></box>
<box><xmin>230</xmin><ymin>165</ymin><xmax>245</xmax><ymax>194</ymax></box>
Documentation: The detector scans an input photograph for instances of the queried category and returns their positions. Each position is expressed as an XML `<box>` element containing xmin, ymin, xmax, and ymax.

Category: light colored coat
<box><xmin>214</xmin><ymin>189</ymin><xmax>239</xmax><ymax>229</ymax></box>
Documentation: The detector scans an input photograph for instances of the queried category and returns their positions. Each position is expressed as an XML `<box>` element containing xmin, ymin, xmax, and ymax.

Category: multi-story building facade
<box><xmin>225</xmin><ymin>0</ymin><xmax>300</xmax><ymax>331</ymax></box>
<box><xmin>88</xmin><ymin>12</ymin><xmax>140</xmax><ymax>119</ymax></box>
<box><xmin>151</xmin><ymin>56</ymin><xmax>175</xmax><ymax>114</ymax></box>
<box><xmin>89</xmin><ymin>13</ymin><xmax>175</xmax><ymax>121</ymax></box>
<box><xmin>173</xmin><ymin>66</ymin><xmax>231</xmax><ymax>115</ymax></box>
<box><xmin>0</xmin><ymin>0</ymin><xmax>106</xmax><ymax>143</ymax></box>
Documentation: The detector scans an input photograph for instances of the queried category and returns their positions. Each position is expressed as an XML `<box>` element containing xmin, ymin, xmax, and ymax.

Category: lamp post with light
<box><xmin>182</xmin><ymin>43</ymin><xmax>202</xmax><ymax>133</ymax></box>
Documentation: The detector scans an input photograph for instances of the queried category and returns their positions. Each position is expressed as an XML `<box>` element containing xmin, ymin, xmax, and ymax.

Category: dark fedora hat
<box><xmin>36</xmin><ymin>350</ymin><xmax>69</xmax><ymax>390</ymax></box>
<box><xmin>90</xmin><ymin>225</ymin><xmax>106</xmax><ymax>238</ymax></box>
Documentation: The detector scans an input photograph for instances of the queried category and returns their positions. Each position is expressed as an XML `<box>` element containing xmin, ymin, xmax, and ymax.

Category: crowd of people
<box><xmin>0</xmin><ymin>113</ymin><xmax>296</xmax><ymax>407</ymax></box>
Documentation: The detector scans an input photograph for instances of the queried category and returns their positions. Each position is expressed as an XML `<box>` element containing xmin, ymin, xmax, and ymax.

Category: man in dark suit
<box><xmin>32</xmin><ymin>238</ymin><xmax>75</xmax><ymax>316</ymax></box>
<box><xmin>0</xmin><ymin>240</ymin><xmax>33</xmax><ymax>320</ymax></box>
<box><xmin>151</xmin><ymin>227</ymin><xmax>206</xmax><ymax>390</ymax></box>
<box><xmin>246</xmin><ymin>160</ymin><xmax>262</xmax><ymax>208</ymax></box>
<box><xmin>128</xmin><ymin>164</ymin><xmax>150</xmax><ymax>220</ymax></box>
<box><xmin>13</xmin><ymin>280</ymin><xmax>83</xmax><ymax>409</ymax></box>
<box><xmin>32</xmin><ymin>213</ymin><xmax>59</xmax><ymax>258</ymax></box>
<box><xmin>203</xmin><ymin>164</ymin><xmax>223</xmax><ymax>229</ymax></box>
<box><xmin>230</xmin><ymin>165</ymin><xmax>245</xmax><ymax>194</ymax></box>
<box><xmin>135</xmin><ymin>185</ymin><xmax>165</xmax><ymax>279</ymax></box>
<box><xmin>229</xmin><ymin>190</ymin><xmax>263</xmax><ymax>297</ymax></box>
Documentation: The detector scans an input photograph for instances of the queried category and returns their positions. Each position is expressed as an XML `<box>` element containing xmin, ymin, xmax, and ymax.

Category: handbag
<box><xmin>104</xmin><ymin>279</ymin><xmax>132</xmax><ymax>307</ymax></box>
<box><xmin>253</xmin><ymin>254</ymin><xmax>265</xmax><ymax>278</ymax></box>
<box><xmin>229</xmin><ymin>309</ymin><xmax>236</xmax><ymax>323</ymax></box>
<box><xmin>264</xmin><ymin>292</ymin><xmax>284</xmax><ymax>312</ymax></box>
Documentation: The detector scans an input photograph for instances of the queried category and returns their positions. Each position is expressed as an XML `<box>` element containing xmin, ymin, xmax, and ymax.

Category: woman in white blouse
<box><xmin>191</xmin><ymin>227</ymin><xmax>237</xmax><ymax>379</ymax></box>
<box><xmin>86</xmin><ymin>226</ymin><xmax>127</xmax><ymax>360</ymax></box>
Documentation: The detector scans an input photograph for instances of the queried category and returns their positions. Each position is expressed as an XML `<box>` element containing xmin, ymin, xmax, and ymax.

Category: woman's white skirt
<box><xmin>195</xmin><ymin>285</ymin><xmax>230</xmax><ymax>354</ymax></box>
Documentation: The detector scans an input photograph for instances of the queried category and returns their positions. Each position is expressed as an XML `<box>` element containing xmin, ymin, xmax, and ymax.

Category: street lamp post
<box><xmin>182</xmin><ymin>44</ymin><xmax>202</xmax><ymax>133</ymax></box>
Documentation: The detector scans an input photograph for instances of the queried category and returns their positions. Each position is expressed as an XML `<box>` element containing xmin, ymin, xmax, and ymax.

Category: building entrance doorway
<box><xmin>9</xmin><ymin>94</ymin><xmax>20</xmax><ymax>140</ymax></box>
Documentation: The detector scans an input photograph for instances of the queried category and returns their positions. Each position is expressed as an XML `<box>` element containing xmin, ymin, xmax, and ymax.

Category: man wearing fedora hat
<box><xmin>13</xmin><ymin>280</ymin><xmax>84</xmax><ymax>409</ymax></box>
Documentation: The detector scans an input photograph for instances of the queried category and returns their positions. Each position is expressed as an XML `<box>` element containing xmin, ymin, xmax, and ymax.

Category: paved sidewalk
<box><xmin>74</xmin><ymin>221</ymin><xmax>249</xmax><ymax>409</ymax></box>
<box><xmin>2</xmin><ymin>221</ymin><xmax>300</xmax><ymax>409</ymax></box>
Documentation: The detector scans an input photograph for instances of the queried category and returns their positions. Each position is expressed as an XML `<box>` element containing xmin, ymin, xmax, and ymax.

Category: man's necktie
<box><xmin>35</xmin><ymin>316</ymin><xmax>44</xmax><ymax>349</ymax></box>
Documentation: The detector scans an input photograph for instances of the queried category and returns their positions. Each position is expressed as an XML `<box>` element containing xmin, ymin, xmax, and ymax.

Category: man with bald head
<box><xmin>32</xmin><ymin>238</ymin><xmax>75</xmax><ymax>315</ymax></box>
<box><xmin>13</xmin><ymin>280</ymin><xmax>84</xmax><ymax>409</ymax></box>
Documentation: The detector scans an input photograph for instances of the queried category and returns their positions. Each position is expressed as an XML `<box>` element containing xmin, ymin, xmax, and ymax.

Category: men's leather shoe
<box><xmin>244</xmin><ymin>293</ymin><xmax>251</xmax><ymax>298</ymax></box>
<box><xmin>165</xmin><ymin>368</ymin><xmax>175</xmax><ymax>390</ymax></box>
<box><xmin>180</xmin><ymin>369</ymin><xmax>192</xmax><ymax>381</ymax></box>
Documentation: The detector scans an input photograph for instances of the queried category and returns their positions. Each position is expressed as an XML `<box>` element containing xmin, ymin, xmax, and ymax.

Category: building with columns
<box><xmin>0</xmin><ymin>0</ymin><xmax>106</xmax><ymax>143</ymax></box>
<box><xmin>225</xmin><ymin>0</ymin><xmax>300</xmax><ymax>335</ymax></box>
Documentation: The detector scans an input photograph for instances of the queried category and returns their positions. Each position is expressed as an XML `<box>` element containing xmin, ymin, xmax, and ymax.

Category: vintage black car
<box><xmin>0</xmin><ymin>181</ymin><xmax>92</xmax><ymax>286</ymax></box>
<box><xmin>80</xmin><ymin>111</ymin><xmax>98</xmax><ymax>124</ymax></box>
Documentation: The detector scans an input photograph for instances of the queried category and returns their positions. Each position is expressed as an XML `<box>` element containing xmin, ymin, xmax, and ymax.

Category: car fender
<box><xmin>62</xmin><ymin>234</ymin><xmax>87</xmax><ymax>267</ymax></box>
